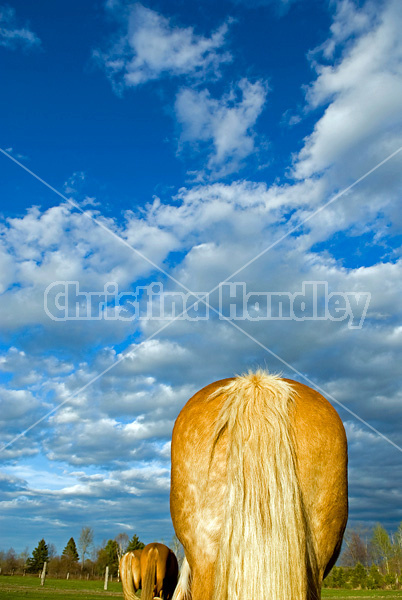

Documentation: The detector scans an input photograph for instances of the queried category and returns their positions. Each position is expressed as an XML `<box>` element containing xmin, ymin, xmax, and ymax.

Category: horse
<box><xmin>170</xmin><ymin>370</ymin><xmax>348</xmax><ymax>600</ymax></box>
<box><xmin>120</xmin><ymin>549</ymin><xmax>142</xmax><ymax>600</ymax></box>
<box><xmin>140</xmin><ymin>542</ymin><xmax>179</xmax><ymax>600</ymax></box>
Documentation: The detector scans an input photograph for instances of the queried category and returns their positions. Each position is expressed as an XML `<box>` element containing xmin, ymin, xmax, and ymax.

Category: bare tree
<box><xmin>4</xmin><ymin>548</ymin><xmax>18</xmax><ymax>574</ymax></box>
<box><xmin>48</xmin><ymin>544</ymin><xmax>58</xmax><ymax>560</ymax></box>
<box><xmin>78</xmin><ymin>527</ymin><xmax>94</xmax><ymax>570</ymax></box>
<box><xmin>395</xmin><ymin>523</ymin><xmax>402</xmax><ymax>548</ymax></box>
<box><xmin>341</xmin><ymin>527</ymin><xmax>371</xmax><ymax>567</ymax></box>
<box><xmin>20</xmin><ymin>547</ymin><xmax>30</xmax><ymax>566</ymax></box>
<box><xmin>394</xmin><ymin>522</ymin><xmax>402</xmax><ymax>576</ymax></box>
<box><xmin>115</xmin><ymin>533</ymin><xmax>129</xmax><ymax>560</ymax></box>
<box><xmin>170</xmin><ymin>534</ymin><xmax>185</xmax><ymax>568</ymax></box>
<box><xmin>371</xmin><ymin>524</ymin><xmax>393</xmax><ymax>574</ymax></box>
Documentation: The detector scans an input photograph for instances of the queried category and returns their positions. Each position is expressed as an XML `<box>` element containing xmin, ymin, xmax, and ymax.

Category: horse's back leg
<box><xmin>155</xmin><ymin>576</ymin><xmax>164</xmax><ymax>599</ymax></box>
<box><xmin>155</xmin><ymin>560</ymin><xmax>167</xmax><ymax>599</ymax></box>
<box><xmin>188</xmin><ymin>561</ymin><xmax>214</xmax><ymax>600</ymax></box>
<box><xmin>132</xmin><ymin>558</ymin><xmax>141</xmax><ymax>592</ymax></box>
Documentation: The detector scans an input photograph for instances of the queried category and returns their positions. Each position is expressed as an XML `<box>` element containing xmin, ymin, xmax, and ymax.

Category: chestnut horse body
<box><xmin>140</xmin><ymin>542</ymin><xmax>178</xmax><ymax>600</ymax></box>
<box><xmin>170</xmin><ymin>370</ymin><xmax>348</xmax><ymax>600</ymax></box>
<box><xmin>120</xmin><ymin>549</ymin><xmax>142</xmax><ymax>600</ymax></box>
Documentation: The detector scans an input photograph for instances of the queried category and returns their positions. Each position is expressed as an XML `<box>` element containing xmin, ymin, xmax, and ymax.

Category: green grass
<box><xmin>0</xmin><ymin>575</ymin><xmax>124</xmax><ymax>599</ymax></box>
<box><xmin>1</xmin><ymin>576</ymin><xmax>402</xmax><ymax>600</ymax></box>
<box><xmin>322</xmin><ymin>591</ymin><xmax>402</xmax><ymax>598</ymax></box>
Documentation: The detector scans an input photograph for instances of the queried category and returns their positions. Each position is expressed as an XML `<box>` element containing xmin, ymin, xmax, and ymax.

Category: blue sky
<box><xmin>1</xmin><ymin>0</ymin><xmax>402</xmax><ymax>556</ymax></box>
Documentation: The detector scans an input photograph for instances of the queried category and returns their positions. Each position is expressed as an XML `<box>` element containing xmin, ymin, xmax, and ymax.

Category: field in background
<box><xmin>2</xmin><ymin>576</ymin><xmax>402</xmax><ymax>599</ymax></box>
<box><xmin>323</xmin><ymin>592</ymin><xmax>402</xmax><ymax>598</ymax></box>
<box><xmin>0</xmin><ymin>575</ymin><xmax>124</xmax><ymax>599</ymax></box>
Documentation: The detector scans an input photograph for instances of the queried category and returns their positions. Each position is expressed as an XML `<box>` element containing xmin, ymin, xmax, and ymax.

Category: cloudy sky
<box><xmin>1</xmin><ymin>0</ymin><xmax>402</xmax><ymax>555</ymax></box>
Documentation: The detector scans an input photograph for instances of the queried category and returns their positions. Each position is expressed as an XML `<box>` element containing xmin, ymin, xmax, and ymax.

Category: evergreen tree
<box><xmin>332</xmin><ymin>566</ymin><xmax>347</xmax><ymax>588</ymax></box>
<box><xmin>126</xmin><ymin>534</ymin><xmax>145</xmax><ymax>552</ymax></box>
<box><xmin>97</xmin><ymin>540</ymin><xmax>120</xmax><ymax>577</ymax></box>
<box><xmin>384</xmin><ymin>572</ymin><xmax>396</xmax><ymax>588</ymax></box>
<box><xmin>367</xmin><ymin>564</ymin><xmax>384</xmax><ymax>589</ymax></box>
<box><xmin>27</xmin><ymin>539</ymin><xmax>49</xmax><ymax>573</ymax></box>
<box><xmin>62</xmin><ymin>538</ymin><xmax>79</xmax><ymax>562</ymax></box>
<box><xmin>351</xmin><ymin>562</ymin><xmax>367</xmax><ymax>589</ymax></box>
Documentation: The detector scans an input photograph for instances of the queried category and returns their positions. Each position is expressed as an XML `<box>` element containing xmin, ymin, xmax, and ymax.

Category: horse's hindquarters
<box><xmin>170</xmin><ymin>381</ymin><xmax>230</xmax><ymax>585</ymax></box>
<box><xmin>140</xmin><ymin>543</ymin><xmax>179</xmax><ymax>600</ymax></box>
<box><xmin>170</xmin><ymin>374</ymin><xmax>348</xmax><ymax>600</ymax></box>
<box><xmin>290</xmin><ymin>379</ymin><xmax>348</xmax><ymax>578</ymax></box>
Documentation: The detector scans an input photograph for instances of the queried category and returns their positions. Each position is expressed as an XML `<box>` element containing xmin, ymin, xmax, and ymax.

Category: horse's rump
<box><xmin>120</xmin><ymin>550</ymin><xmax>142</xmax><ymax>600</ymax></box>
<box><xmin>140</xmin><ymin>542</ymin><xmax>179</xmax><ymax>600</ymax></box>
<box><xmin>170</xmin><ymin>370</ymin><xmax>348</xmax><ymax>600</ymax></box>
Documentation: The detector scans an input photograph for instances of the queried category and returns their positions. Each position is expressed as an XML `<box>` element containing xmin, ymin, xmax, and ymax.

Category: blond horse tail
<box><xmin>120</xmin><ymin>552</ymin><xmax>138</xmax><ymax>600</ymax></box>
<box><xmin>141</xmin><ymin>547</ymin><xmax>157</xmax><ymax>600</ymax></box>
<box><xmin>209</xmin><ymin>370</ymin><xmax>318</xmax><ymax>600</ymax></box>
<box><xmin>172</xmin><ymin>557</ymin><xmax>192</xmax><ymax>600</ymax></box>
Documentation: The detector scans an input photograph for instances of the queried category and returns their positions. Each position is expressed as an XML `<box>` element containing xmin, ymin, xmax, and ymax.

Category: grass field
<box><xmin>1</xmin><ymin>576</ymin><xmax>402</xmax><ymax>599</ymax></box>
<box><xmin>0</xmin><ymin>575</ymin><xmax>124</xmax><ymax>599</ymax></box>
<box><xmin>322</xmin><ymin>589</ymin><xmax>402</xmax><ymax>600</ymax></box>
<box><xmin>322</xmin><ymin>591</ymin><xmax>402</xmax><ymax>598</ymax></box>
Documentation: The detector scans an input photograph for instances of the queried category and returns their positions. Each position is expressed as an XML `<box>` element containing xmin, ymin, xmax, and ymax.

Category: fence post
<box><xmin>41</xmin><ymin>562</ymin><xmax>47</xmax><ymax>586</ymax></box>
<box><xmin>104</xmin><ymin>566</ymin><xmax>109</xmax><ymax>591</ymax></box>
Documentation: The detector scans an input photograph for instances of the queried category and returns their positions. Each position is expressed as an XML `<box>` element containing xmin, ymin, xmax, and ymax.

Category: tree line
<box><xmin>0</xmin><ymin>528</ymin><xmax>146</xmax><ymax>579</ymax></box>
<box><xmin>323</xmin><ymin>522</ymin><xmax>402</xmax><ymax>590</ymax></box>
<box><xmin>3</xmin><ymin>522</ymin><xmax>401</xmax><ymax>588</ymax></box>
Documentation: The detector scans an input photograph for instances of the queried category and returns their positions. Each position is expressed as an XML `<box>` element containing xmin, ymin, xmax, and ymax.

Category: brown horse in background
<box><xmin>170</xmin><ymin>370</ymin><xmax>348</xmax><ymax>600</ymax></box>
<box><xmin>140</xmin><ymin>542</ymin><xmax>178</xmax><ymax>600</ymax></box>
<box><xmin>120</xmin><ymin>549</ymin><xmax>142</xmax><ymax>600</ymax></box>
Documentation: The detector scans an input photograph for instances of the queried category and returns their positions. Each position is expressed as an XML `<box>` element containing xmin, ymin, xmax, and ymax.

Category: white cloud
<box><xmin>0</xmin><ymin>240</ymin><xmax>14</xmax><ymax>293</ymax></box>
<box><xmin>318</xmin><ymin>0</ymin><xmax>375</xmax><ymax>59</ymax></box>
<box><xmin>0</xmin><ymin>463</ymin><xmax>174</xmax><ymax>551</ymax></box>
<box><xmin>0</xmin><ymin>202</ymin><xmax>179</xmax><ymax>345</ymax></box>
<box><xmin>1</xmin><ymin>174</ymin><xmax>401</xmax><ymax>533</ymax></box>
<box><xmin>294</xmin><ymin>0</ymin><xmax>402</xmax><ymax>182</ymax></box>
<box><xmin>3</xmin><ymin>179</ymin><xmax>400</xmax><ymax>464</ymax></box>
<box><xmin>0</xmin><ymin>5</ymin><xmax>41</xmax><ymax>50</ymax></box>
<box><xmin>175</xmin><ymin>78</ymin><xmax>268</xmax><ymax>177</ymax></box>
<box><xmin>0</xmin><ymin>388</ymin><xmax>40</xmax><ymax>425</ymax></box>
<box><xmin>95</xmin><ymin>4</ymin><xmax>232</xmax><ymax>90</ymax></box>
